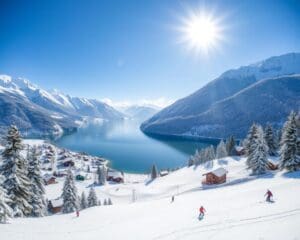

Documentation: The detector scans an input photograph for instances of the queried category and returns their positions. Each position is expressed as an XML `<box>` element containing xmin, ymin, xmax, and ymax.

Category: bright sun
<box><xmin>178</xmin><ymin>10</ymin><xmax>224</xmax><ymax>55</ymax></box>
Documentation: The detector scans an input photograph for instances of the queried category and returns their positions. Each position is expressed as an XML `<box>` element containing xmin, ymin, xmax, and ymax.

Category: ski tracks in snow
<box><xmin>152</xmin><ymin>208</ymin><xmax>300</xmax><ymax>240</ymax></box>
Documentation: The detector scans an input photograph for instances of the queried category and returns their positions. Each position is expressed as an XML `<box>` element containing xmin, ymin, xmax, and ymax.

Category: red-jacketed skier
<box><xmin>199</xmin><ymin>206</ymin><xmax>206</xmax><ymax>220</ymax></box>
<box><xmin>76</xmin><ymin>210</ymin><xmax>80</xmax><ymax>217</ymax></box>
<box><xmin>265</xmin><ymin>189</ymin><xmax>273</xmax><ymax>202</ymax></box>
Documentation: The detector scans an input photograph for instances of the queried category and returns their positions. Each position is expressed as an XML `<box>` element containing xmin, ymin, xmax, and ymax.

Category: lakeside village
<box><xmin>0</xmin><ymin>111</ymin><xmax>299</xmax><ymax>222</ymax></box>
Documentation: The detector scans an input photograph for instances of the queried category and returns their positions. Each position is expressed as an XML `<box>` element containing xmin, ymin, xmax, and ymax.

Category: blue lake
<box><xmin>54</xmin><ymin>119</ymin><xmax>215</xmax><ymax>173</ymax></box>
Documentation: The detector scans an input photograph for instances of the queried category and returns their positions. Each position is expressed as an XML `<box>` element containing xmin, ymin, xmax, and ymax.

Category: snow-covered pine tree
<box><xmin>192</xmin><ymin>150</ymin><xmax>200</xmax><ymax>165</ymax></box>
<box><xmin>80</xmin><ymin>192</ymin><xmax>88</xmax><ymax>209</ymax></box>
<box><xmin>87</xmin><ymin>187</ymin><xmax>98</xmax><ymax>207</ymax></box>
<box><xmin>247</xmin><ymin>126</ymin><xmax>268</xmax><ymax>175</ymax></box>
<box><xmin>226</xmin><ymin>136</ymin><xmax>236</xmax><ymax>156</ymax></box>
<box><xmin>264</xmin><ymin>124</ymin><xmax>278</xmax><ymax>156</ymax></box>
<box><xmin>204</xmin><ymin>146</ymin><xmax>215</xmax><ymax>168</ymax></box>
<box><xmin>209</xmin><ymin>145</ymin><xmax>216</xmax><ymax>160</ymax></box>
<box><xmin>279</xmin><ymin>112</ymin><xmax>300</xmax><ymax>171</ymax></box>
<box><xmin>27</xmin><ymin>146</ymin><xmax>46</xmax><ymax>217</ymax></box>
<box><xmin>0</xmin><ymin>125</ymin><xmax>32</xmax><ymax>217</ymax></box>
<box><xmin>0</xmin><ymin>176</ymin><xmax>12</xmax><ymax>223</ymax></box>
<box><xmin>108</xmin><ymin>198</ymin><xmax>112</xmax><ymax>205</ymax></box>
<box><xmin>245</xmin><ymin>124</ymin><xmax>258</xmax><ymax>156</ymax></box>
<box><xmin>97</xmin><ymin>166</ymin><xmax>107</xmax><ymax>185</ymax></box>
<box><xmin>98</xmin><ymin>200</ymin><xmax>101</xmax><ymax>206</ymax></box>
<box><xmin>103</xmin><ymin>199</ymin><xmax>107</xmax><ymax>205</ymax></box>
<box><xmin>187</xmin><ymin>156</ymin><xmax>195</xmax><ymax>167</ymax></box>
<box><xmin>61</xmin><ymin>169</ymin><xmax>78</xmax><ymax>213</ymax></box>
<box><xmin>199</xmin><ymin>149</ymin><xmax>206</xmax><ymax>164</ymax></box>
<box><xmin>216</xmin><ymin>140</ymin><xmax>227</xmax><ymax>159</ymax></box>
<box><xmin>151</xmin><ymin>164</ymin><xmax>158</xmax><ymax>180</ymax></box>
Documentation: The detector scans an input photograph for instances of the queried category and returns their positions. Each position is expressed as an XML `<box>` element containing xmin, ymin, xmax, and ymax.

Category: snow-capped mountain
<box><xmin>119</xmin><ymin>105</ymin><xmax>160</xmax><ymax>121</ymax></box>
<box><xmin>141</xmin><ymin>53</ymin><xmax>300</xmax><ymax>139</ymax></box>
<box><xmin>0</xmin><ymin>75</ymin><xmax>124</xmax><ymax>137</ymax></box>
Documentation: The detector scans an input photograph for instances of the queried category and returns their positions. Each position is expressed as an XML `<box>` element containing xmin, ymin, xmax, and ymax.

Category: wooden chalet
<box><xmin>43</xmin><ymin>174</ymin><xmax>56</xmax><ymax>185</ymax></box>
<box><xmin>202</xmin><ymin>167</ymin><xmax>227</xmax><ymax>185</ymax></box>
<box><xmin>48</xmin><ymin>198</ymin><xmax>63</xmax><ymax>214</ymax></box>
<box><xmin>107</xmin><ymin>171</ymin><xmax>124</xmax><ymax>183</ymax></box>
<box><xmin>235</xmin><ymin>146</ymin><xmax>246</xmax><ymax>156</ymax></box>
<box><xmin>160</xmin><ymin>170</ymin><xmax>169</xmax><ymax>177</ymax></box>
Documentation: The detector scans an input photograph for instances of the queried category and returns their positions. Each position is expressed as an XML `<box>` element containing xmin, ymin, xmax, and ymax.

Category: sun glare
<box><xmin>177</xmin><ymin>9</ymin><xmax>224</xmax><ymax>55</ymax></box>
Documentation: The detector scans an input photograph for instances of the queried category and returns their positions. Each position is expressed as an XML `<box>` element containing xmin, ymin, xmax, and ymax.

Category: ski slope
<box><xmin>1</xmin><ymin>157</ymin><xmax>300</xmax><ymax>240</ymax></box>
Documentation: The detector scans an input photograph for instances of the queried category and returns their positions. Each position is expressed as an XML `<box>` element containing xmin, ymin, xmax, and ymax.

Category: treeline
<box><xmin>61</xmin><ymin>168</ymin><xmax>112</xmax><ymax>214</ymax></box>
<box><xmin>187</xmin><ymin>111</ymin><xmax>300</xmax><ymax>175</ymax></box>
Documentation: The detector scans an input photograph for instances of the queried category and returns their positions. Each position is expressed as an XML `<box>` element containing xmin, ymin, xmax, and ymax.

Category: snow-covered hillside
<box><xmin>141</xmin><ymin>53</ymin><xmax>300</xmax><ymax>138</ymax></box>
<box><xmin>1</xmin><ymin>145</ymin><xmax>299</xmax><ymax>240</ymax></box>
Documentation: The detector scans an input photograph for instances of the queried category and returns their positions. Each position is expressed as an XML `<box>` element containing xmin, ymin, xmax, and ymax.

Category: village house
<box><xmin>235</xmin><ymin>146</ymin><xmax>246</xmax><ymax>156</ymax></box>
<box><xmin>107</xmin><ymin>171</ymin><xmax>124</xmax><ymax>183</ymax></box>
<box><xmin>43</xmin><ymin>174</ymin><xmax>56</xmax><ymax>185</ymax></box>
<box><xmin>202</xmin><ymin>167</ymin><xmax>227</xmax><ymax>185</ymax></box>
<box><xmin>62</xmin><ymin>159</ymin><xmax>75</xmax><ymax>167</ymax></box>
<box><xmin>48</xmin><ymin>198</ymin><xmax>63</xmax><ymax>214</ymax></box>
<box><xmin>160</xmin><ymin>170</ymin><xmax>169</xmax><ymax>177</ymax></box>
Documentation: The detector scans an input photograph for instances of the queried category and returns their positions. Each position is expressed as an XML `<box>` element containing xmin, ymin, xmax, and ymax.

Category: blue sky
<box><xmin>0</xmin><ymin>0</ymin><xmax>299</xmax><ymax>106</ymax></box>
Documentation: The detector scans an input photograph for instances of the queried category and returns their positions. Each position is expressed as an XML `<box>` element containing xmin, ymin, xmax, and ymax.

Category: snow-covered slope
<box><xmin>1</xmin><ymin>153</ymin><xmax>300</xmax><ymax>240</ymax></box>
<box><xmin>0</xmin><ymin>75</ymin><xmax>124</xmax><ymax>136</ymax></box>
<box><xmin>141</xmin><ymin>53</ymin><xmax>300</xmax><ymax>138</ymax></box>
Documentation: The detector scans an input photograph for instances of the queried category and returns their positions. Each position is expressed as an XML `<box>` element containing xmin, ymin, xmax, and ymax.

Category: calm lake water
<box><xmin>54</xmin><ymin>119</ymin><xmax>215</xmax><ymax>173</ymax></box>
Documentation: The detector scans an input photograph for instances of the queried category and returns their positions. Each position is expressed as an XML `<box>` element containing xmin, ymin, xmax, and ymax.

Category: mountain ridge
<box><xmin>141</xmin><ymin>53</ymin><xmax>300</xmax><ymax>139</ymax></box>
<box><xmin>0</xmin><ymin>74</ymin><xmax>125</xmax><ymax>137</ymax></box>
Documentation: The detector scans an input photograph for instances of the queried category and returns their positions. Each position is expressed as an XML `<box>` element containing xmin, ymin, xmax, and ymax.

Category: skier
<box><xmin>198</xmin><ymin>206</ymin><xmax>206</xmax><ymax>220</ymax></box>
<box><xmin>171</xmin><ymin>195</ymin><xmax>175</xmax><ymax>203</ymax></box>
<box><xmin>265</xmin><ymin>189</ymin><xmax>273</xmax><ymax>202</ymax></box>
<box><xmin>76</xmin><ymin>210</ymin><xmax>80</xmax><ymax>217</ymax></box>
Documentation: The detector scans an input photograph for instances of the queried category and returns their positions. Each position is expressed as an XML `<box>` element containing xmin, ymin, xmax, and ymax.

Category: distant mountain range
<box><xmin>141</xmin><ymin>53</ymin><xmax>300</xmax><ymax>139</ymax></box>
<box><xmin>119</xmin><ymin>105</ymin><xmax>160</xmax><ymax>121</ymax></box>
<box><xmin>0</xmin><ymin>75</ymin><xmax>124</xmax><ymax>137</ymax></box>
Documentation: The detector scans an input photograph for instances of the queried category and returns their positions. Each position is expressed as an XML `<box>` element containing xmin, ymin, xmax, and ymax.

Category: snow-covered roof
<box><xmin>43</xmin><ymin>173</ymin><xmax>55</xmax><ymax>181</ymax></box>
<box><xmin>50</xmin><ymin>198</ymin><xmax>63</xmax><ymax>208</ymax></box>
<box><xmin>160</xmin><ymin>171</ymin><xmax>169</xmax><ymax>175</ymax></box>
<box><xmin>235</xmin><ymin>146</ymin><xmax>244</xmax><ymax>151</ymax></box>
<box><xmin>108</xmin><ymin>171</ymin><xmax>123</xmax><ymax>179</ymax></box>
<box><xmin>204</xmin><ymin>167</ymin><xmax>227</xmax><ymax>177</ymax></box>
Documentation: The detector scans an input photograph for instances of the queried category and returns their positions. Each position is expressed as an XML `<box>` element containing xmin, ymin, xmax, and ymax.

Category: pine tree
<box><xmin>103</xmin><ymin>199</ymin><xmax>107</xmax><ymax>205</ymax></box>
<box><xmin>108</xmin><ymin>198</ymin><xmax>113</xmax><ymax>205</ymax></box>
<box><xmin>245</xmin><ymin>124</ymin><xmax>258</xmax><ymax>156</ymax></box>
<box><xmin>192</xmin><ymin>150</ymin><xmax>200</xmax><ymax>165</ymax></box>
<box><xmin>247</xmin><ymin>126</ymin><xmax>268</xmax><ymax>175</ymax></box>
<box><xmin>279</xmin><ymin>112</ymin><xmax>300</xmax><ymax>171</ymax></box>
<box><xmin>151</xmin><ymin>164</ymin><xmax>158</xmax><ymax>180</ymax></box>
<box><xmin>80</xmin><ymin>192</ymin><xmax>88</xmax><ymax>210</ymax></box>
<box><xmin>209</xmin><ymin>145</ymin><xmax>216</xmax><ymax>160</ymax></box>
<box><xmin>61</xmin><ymin>169</ymin><xmax>78</xmax><ymax>213</ymax></box>
<box><xmin>264</xmin><ymin>124</ymin><xmax>278</xmax><ymax>156</ymax></box>
<box><xmin>216</xmin><ymin>140</ymin><xmax>227</xmax><ymax>159</ymax></box>
<box><xmin>204</xmin><ymin>146</ymin><xmax>215</xmax><ymax>168</ymax></box>
<box><xmin>187</xmin><ymin>156</ymin><xmax>195</xmax><ymax>167</ymax></box>
<box><xmin>0</xmin><ymin>125</ymin><xmax>32</xmax><ymax>217</ymax></box>
<box><xmin>97</xmin><ymin>166</ymin><xmax>107</xmax><ymax>185</ymax></box>
<box><xmin>0</xmin><ymin>176</ymin><xmax>12</xmax><ymax>223</ymax></box>
<box><xmin>87</xmin><ymin>187</ymin><xmax>98</xmax><ymax>207</ymax></box>
<box><xmin>226</xmin><ymin>136</ymin><xmax>236</xmax><ymax>156</ymax></box>
<box><xmin>28</xmin><ymin>146</ymin><xmax>46</xmax><ymax>217</ymax></box>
